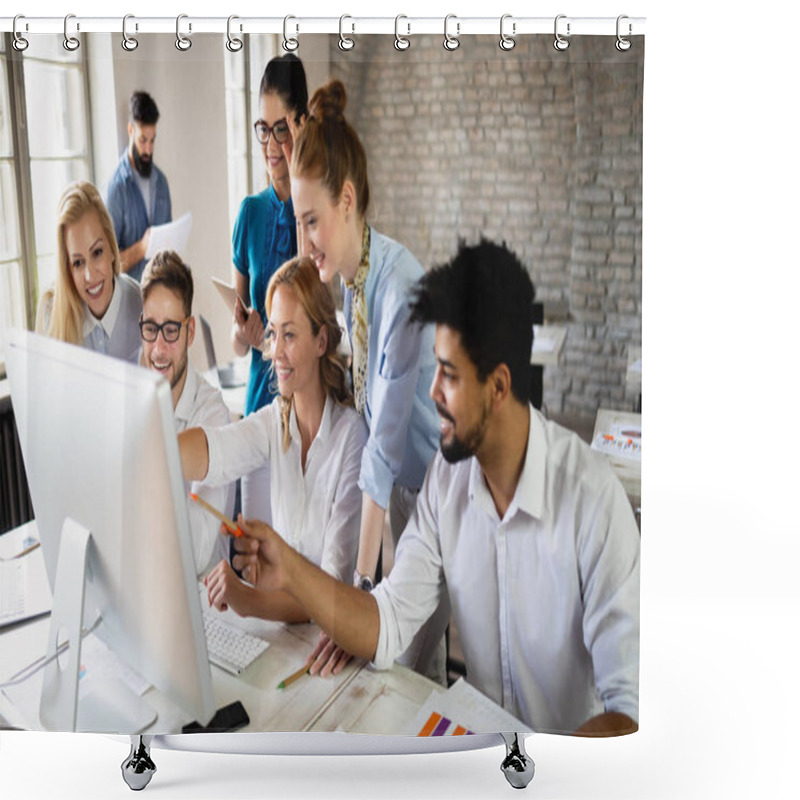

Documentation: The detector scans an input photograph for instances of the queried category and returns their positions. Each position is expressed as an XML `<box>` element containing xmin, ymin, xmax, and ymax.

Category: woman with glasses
<box><xmin>290</xmin><ymin>80</ymin><xmax>447</xmax><ymax>683</ymax></box>
<box><xmin>179</xmin><ymin>256</ymin><xmax>366</xmax><ymax>623</ymax></box>
<box><xmin>36</xmin><ymin>180</ymin><xmax>142</xmax><ymax>362</ymax></box>
<box><xmin>230</xmin><ymin>53</ymin><xmax>309</xmax><ymax>523</ymax></box>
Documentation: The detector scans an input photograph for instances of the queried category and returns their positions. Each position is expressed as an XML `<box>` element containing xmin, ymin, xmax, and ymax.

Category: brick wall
<box><xmin>328</xmin><ymin>34</ymin><xmax>643</xmax><ymax>420</ymax></box>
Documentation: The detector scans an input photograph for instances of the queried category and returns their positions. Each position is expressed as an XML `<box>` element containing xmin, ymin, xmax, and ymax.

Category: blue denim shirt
<box><xmin>105</xmin><ymin>151</ymin><xmax>172</xmax><ymax>282</ymax></box>
<box><xmin>342</xmin><ymin>229</ymin><xmax>439</xmax><ymax>507</ymax></box>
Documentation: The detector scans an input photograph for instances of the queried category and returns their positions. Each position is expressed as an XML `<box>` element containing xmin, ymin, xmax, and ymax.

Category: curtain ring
<box><xmin>499</xmin><ymin>14</ymin><xmax>515</xmax><ymax>51</ymax></box>
<box><xmin>338</xmin><ymin>15</ymin><xmax>355</xmax><ymax>51</ymax></box>
<box><xmin>63</xmin><ymin>14</ymin><xmax>80</xmax><ymax>51</ymax></box>
<box><xmin>283</xmin><ymin>16</ymin><xmax>299</xmax><ymax>52</ymax></box>
<box><xmin>394</xmin><ymin>15</ymin><xmax>410</xmax><ymax>51</ymax></box>
<box><xmin>226</xmin><ymin>15</ymin><xmax>243</xmax><ymax>52</ymax></box>
<box><xmin>554</xmin><ymin>14</ymin><xmax>570</xmax><ymax>51</ymax></box>
<box><xmin>121</xmin><ymin>14</ymin><xmax>139</xmax><ymax>51</ymax></box>
<box><xmin>616</xmin><ymin>15</ymin><xmax>632</xmax><ymax>51</ymax></box>
<box><xmin>12</xmin><ymin>15</ymin><xmax>29</xmax><ymax>52</ymax></box>
<box><xmin>443</xmin><ymin>14</ymin><xmax>460</xmax><ymax>51</ymax></box>
<box><xmin>175</xmin><ymin>14</ymin><xmax>192</xmax><ymax>52</ymax></box>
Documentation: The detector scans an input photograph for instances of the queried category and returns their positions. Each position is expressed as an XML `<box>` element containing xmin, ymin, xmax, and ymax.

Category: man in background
<box><xmin>107</xmin><ymin>91</ymin><xmax>172</xmax><ymax>282</ymax></box>
<box><xmin>140</xmin><ymin>250</ymin><xmax>232</xmax><ymax>575</ymax></box>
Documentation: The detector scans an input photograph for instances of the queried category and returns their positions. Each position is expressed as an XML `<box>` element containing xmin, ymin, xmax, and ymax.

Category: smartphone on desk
<box><xmin>182</xmin><ymin>700</ymin><xmax>249</xmax><ymax>734</ymax></box>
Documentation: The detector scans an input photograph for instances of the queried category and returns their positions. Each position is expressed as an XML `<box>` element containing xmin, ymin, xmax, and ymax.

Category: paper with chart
<box><xmin>591</xmin><ymin>418</ymin><xmax>642</xmax><ymax>462</ymax></box>
<box><xmin>144</xmin><ymin>211</ymin><xmax>193</xmax><ymax>260</ymax></box>
<box><xmin>405</xmin><ymin>678</ymin><xmax>529</xmax><ymax>736</ymax></box>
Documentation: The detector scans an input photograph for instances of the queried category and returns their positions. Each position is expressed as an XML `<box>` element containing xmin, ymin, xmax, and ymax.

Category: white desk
<box><xmin>2</xmin><ymin>522</ymin><xmax>524</xmax><ymax>737</ymax></box>
<box><xmin>591</xmin><ymin>408</ymin><xmax>642</xmax><ymax>502</ymax></box>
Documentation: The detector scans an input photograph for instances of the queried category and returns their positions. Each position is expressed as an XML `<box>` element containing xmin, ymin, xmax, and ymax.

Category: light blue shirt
<box><xmin>105</xmin><ymin>151</ymin><xmax>172</xmax><ymax>282</ymax></box>
<box><xmin>342</xmin><ymin>229</ymin><xmax>439</xmax><ymax>508</ymax></box>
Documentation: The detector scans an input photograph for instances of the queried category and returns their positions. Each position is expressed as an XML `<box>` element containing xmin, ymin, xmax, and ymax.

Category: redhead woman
<box><xmin>179</xmin><ymin>257</ymin><xmax>366</xmax><ymax>622</ymax></box>
<box><xmin>290</xmin><ymin>80</ymin><xmax>447</xmax><ymax>683</ymax></box>
<box><xmin>36</xmin><ymin>181</ymin><xmax>141</xmax><ymax>362</ymax></box>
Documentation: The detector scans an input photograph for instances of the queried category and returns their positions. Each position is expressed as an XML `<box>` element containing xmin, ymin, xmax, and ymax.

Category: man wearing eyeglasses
<box><xmin>106</xmin><ymin>91</ymin><xmax>172</xmax><ymax>283</ymax></box>
<box><xmin>140</xmin><ymin>250</ymin><xmax>233</xmax><ymax>576</ymax></box>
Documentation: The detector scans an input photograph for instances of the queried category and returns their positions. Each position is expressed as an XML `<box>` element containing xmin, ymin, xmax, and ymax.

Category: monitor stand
<box><xmin>39</xmin><ymin>518</ymin><xmax>157</xmax><ymax>733</ymax></box>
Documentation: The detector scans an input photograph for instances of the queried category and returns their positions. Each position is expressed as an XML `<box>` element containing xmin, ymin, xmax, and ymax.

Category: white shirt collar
<box><xmin>467</xmin><ymin>405</ymin><xmax>544</xmax><ymax>523</ymax></box>
<box><xmin>82</xmin><ymin>275</ymin><xmax>123</xmax><ymax>339</ymax></box>
<box><xmin>287</xmin><ymin>393</ymin><xmax>335</xmax><ymax>451</ymax></box>
<box><xmin>173</xmin><ymin>363</ymin><xmax>199</xmax><ymax>425</ymax></box>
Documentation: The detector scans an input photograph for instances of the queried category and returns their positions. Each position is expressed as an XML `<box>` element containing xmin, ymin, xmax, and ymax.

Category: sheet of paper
<box><xmin>144</xmin><ymin>211</ymin><xmax>193</xmax><ymax>260</ymax></box>
<box><xmin>591</xmin><ymin>420</ymin><xmax>642</xmax><ymax>462</ymax></box>
<box><xmin>404</xmin><ymin>678</ymin><xmax>529</xmax><ymax>736</ymax></box>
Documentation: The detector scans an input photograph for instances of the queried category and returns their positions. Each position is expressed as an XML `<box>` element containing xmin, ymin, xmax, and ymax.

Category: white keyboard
<box><xmin>1</xmin><ymin>561</ymin><xmax>26</xmax><ymax>622</ymax></box>
<box><xmin>203</xmin><ymin>610</ymin><xmax>269</xmax><ymax>676</ymax></box>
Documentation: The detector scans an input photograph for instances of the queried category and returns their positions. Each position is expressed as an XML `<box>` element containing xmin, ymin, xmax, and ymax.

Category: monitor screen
<box><xmin>3</xmin><ymin>328</ymin><xmax>215</xmax><ymax>731</ymax></box>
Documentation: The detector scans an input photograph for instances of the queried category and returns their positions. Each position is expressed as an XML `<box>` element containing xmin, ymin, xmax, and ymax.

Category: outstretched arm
<box><xmin>236</xmin><ymin>516</ymin><xmax>381</xmax><ymax>661</ymax></box>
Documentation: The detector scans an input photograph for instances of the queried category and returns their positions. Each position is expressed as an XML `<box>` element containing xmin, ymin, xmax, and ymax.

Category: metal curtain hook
<box><xmin>554</xmin><ymin>14</ymin><xmax>570</xmax><ymax>51</ymax></box>
<box><xmin>394</xmin><ymin>15</ymin><xmax>410</xmax><ymax>51</ymax></box>
<box><xmin>499</xmin><ymin>14</ymin><xmax>515</xmax><ymax>51</ymax></box>
<box><xmin>283</xmin><ymin>16</ymin><xmax>299</xmax><ymax>52</ymax></box>
<box><xmin>175</xmin><ymin>14</ymin><xmax>192</xmax><ymax>51</ymax></box>
<box><xmin>339</xmin><ymin>15</ymin><xmax>355</xmax><ymax>51</ymax></box>
<box><xmin>12</xmin><ymin>14</ymin><xmax>29</xmax><ymax>52</ymax></box>
<box><xmin>443</xmin><ymin>14</ymin><xmax>460</xmax><ymax>51</ymax></box>
<box><xmin>63</xmin><ymin>14</ymin><xmax>80</xmax><ymax>51</ymax></box>
<box><xmin>121</xmin><ymin>14</ymin><xmax>139</xmax><ymax>51</ymax></box>
<box><xmin>616</xmin><ymin>15</ymin><xmax>632</xmax><ymax>51</ymax></box>
<box><xmin>226</xmin><ymin>15</ymin><xmax>243</xmax><ymax>52</ymax></box>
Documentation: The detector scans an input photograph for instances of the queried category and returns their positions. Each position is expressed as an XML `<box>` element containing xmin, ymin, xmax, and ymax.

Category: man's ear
<box><xmin>128</xmin><ymin>121</ymin><xmax>134</xmax><ymax>140</ymax></box>
<box><xmin>489</xmin><ymin>363</ymin><xmax>512</xmax><ymax>409</ymax></box>
<box><xmin>186</xmin><ymin>316</ymin><xmax>195</xmax><ymax>348</ymax></box>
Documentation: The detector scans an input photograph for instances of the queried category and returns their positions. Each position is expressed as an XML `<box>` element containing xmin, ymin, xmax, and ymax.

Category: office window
<box><xmin>0</xmin><ymin>35</ymin><xmax>92</xmax><ymax>375</ymax></box>
<box><xmin>223</xmin><ymin>34</ymin><xmax>279</xmax><ymax>240</ymax></box>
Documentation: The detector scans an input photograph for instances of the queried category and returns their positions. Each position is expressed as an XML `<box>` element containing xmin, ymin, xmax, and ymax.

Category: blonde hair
<box><xmin>265</xmin><ymin>256</ymin><xmax>352</xmax><ymax>451</ymax></box>
<box><xmin>38</xmin><ymin>181</ymin><xmax>121</xmax><ymax>345</ymax></box>
<box><xmin>291</xmin><ymin>79</ymin><xmax>370</xmax><ymax>217</ymax></box>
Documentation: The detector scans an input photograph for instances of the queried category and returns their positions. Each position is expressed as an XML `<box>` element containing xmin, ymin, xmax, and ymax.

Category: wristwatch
<box><xmin>353</xmin><ymin>570</ymin><xmax>374</xmax><ymax>592</ymax></box>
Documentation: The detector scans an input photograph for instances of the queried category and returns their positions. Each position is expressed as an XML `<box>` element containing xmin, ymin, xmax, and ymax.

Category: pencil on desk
<box><xmin>277</xmin><ymin>664</ymin><xmax>310</xmax><ymax>690</ymax></box>
<box><xmin>190</xmin><ymin>493</ymin><xmax>243</xmax><ymax>537</ymax></box>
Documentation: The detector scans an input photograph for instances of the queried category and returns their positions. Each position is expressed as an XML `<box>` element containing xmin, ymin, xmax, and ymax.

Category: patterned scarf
<box><xmin>346</xmin><ymin>224</ymin><xmax>371</xmax><ymax>415</ymax></box>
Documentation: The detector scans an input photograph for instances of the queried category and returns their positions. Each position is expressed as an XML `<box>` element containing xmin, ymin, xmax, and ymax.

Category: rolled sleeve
<box><xmin>370</xmin><ymin>461</ymin><xmax>445</xmax><ymax>669</ymax></box>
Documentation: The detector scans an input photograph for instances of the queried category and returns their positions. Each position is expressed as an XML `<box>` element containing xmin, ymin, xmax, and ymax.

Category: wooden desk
<box><xmin>591</xmin><ymin>408</ymin><xmax>641</xmax><ymax>503</ymax></box>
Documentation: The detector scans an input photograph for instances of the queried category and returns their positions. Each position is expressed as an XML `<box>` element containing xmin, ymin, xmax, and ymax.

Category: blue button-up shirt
<box><xmin>105</xmin><ymin>151</ymin><xmax>172</xmax><ymax>282</ymax></box>
<box><xmin>342</xmin><ymin>229</ymin><xmax>439</xmax><ymax>508</ymax></box>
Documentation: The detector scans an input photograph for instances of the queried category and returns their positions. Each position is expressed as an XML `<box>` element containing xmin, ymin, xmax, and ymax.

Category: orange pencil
<box><xmin>190</xmin><ymin>493</ymin><xmax>243</xmax><ymax>537</ymax></box>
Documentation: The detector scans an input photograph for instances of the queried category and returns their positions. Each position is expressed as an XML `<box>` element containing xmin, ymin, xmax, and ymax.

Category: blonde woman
<box><xmin>179</xmin><ymin>256</ymin><xmax>367</xmax><ymax>623</ymax></box>
<box><xmin>36</xmin><ymin>181</ymin><xmax>141</xmax><ymax>362</ymax></box>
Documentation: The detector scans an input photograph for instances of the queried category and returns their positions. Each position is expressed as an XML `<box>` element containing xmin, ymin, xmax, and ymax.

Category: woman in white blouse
<box><xmin>178</xmin><ymin>256</ymin><xmax>367</xmax><ymax>622</ymax></box>
<box><xmin>36</xmin><ymin>181</ymin><xmax>142</xmax><ymax>362</ymax></box>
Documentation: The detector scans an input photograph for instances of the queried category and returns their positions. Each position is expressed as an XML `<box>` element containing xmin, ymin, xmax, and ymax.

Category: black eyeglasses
<box><xmin>254</xmin><ymin>118</ymin><xmax>290</xmax><ymax>145</ymax></box>
<box><xmin>139</xmin><ymin>316</ymin><xmax>189</xmax><ymax>343</ymax></box>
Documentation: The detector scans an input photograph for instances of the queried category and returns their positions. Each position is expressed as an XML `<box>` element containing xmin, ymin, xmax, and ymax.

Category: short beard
<box><xmin>440</xmin><ymin>402</ymin><xmax>490</xmax><ymax>464</ymax></box>
<box><xmin>132</xmin><ymin>144</ymin><xmax>153</xmax><ymax>178</ymax></box>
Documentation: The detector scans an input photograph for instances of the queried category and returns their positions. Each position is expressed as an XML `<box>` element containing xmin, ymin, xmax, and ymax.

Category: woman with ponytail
<box><xmin>290</xmin><ymin>80</ymin><xmax>447</xmax><ymax>683</ymax></box>
<box><xmin>179</xmin><ymin>256</ymin><xmax>366</xmax><ymax>623</ymax></box>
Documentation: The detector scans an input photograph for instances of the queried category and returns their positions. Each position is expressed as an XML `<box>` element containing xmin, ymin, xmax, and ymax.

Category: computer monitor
<box><xmin>3</xmin><ymin>328</ymin><xmax>215</xmax><ymax>733</ymax></box>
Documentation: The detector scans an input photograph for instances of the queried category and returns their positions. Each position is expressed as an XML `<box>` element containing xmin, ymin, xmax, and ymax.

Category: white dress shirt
<box><xmin>202</xmin><ymin>396</ymin><xmax>367</xmax><ymax>583</ymax></box>
<box><xmin>372</xmin><ymin>406</ymin><xmax>640</xmax><ymax>734</ymax></box>
<box><xmin>174</xmin><ymin>364</ymin><xmax>233</xmax><ymax>575</ymax></box>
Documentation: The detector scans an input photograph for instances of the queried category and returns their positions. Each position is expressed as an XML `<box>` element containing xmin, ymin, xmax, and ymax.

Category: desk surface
<box><xmin>591</xmin><ymin>408</ymin><xmax>641</xmax><ymax>502</ymax></box>
<box><xmin>0</xmin><ymin>522</ymin><xmax>454</xmax><ymax>736</ymax></box>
